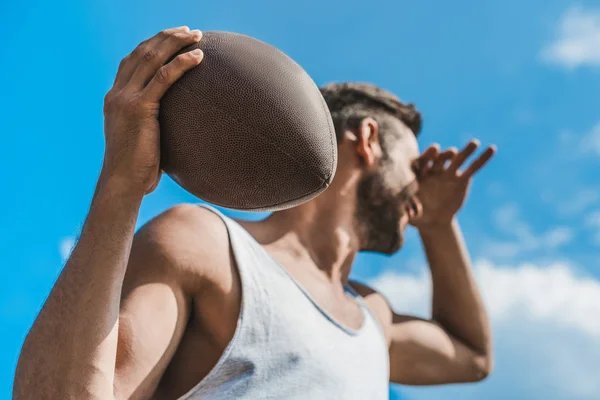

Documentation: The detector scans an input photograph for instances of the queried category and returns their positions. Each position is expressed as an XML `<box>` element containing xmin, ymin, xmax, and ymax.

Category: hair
<box><xmin>319</xmin><ymin>82</ymin><xmax>422</xmax><ymax>159</ymax></box>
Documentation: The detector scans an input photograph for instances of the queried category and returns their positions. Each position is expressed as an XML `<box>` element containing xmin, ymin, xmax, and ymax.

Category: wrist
<box><xmin>416</xmin><ymin>218</ymin><xmax>457</xmax><ymax>235</ymax></box>
<box><xmin>97</xmin><ymin>168</ymin><xmax>147</xmax><ymax>202</ymax></box>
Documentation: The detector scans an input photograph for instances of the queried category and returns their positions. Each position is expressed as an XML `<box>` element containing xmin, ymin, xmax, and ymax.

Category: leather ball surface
<box><xmin>159</xmin><ymin>31</ymin><xmax>337</xmax><ymax>211</ymax></box>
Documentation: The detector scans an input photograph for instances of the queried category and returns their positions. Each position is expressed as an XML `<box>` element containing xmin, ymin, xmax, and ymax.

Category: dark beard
<box><xmin>354</xmin><ymin>171</ymin><xmax>406</xmax><ymax>255</ymax></box>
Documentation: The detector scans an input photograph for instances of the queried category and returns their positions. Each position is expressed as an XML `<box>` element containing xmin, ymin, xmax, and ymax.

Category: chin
<box><xmin>382</xmin><ymin>232</ymin><xmax>404</xmax><ymax>255</ymax></box>
<box><xmin>362</xmin><ymin>228</ymin><xmax>405</xmax><ymax>255</ymax></box>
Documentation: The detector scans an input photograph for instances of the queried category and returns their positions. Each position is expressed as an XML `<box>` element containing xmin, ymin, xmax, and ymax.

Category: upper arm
<box><xmin>351</xmin><ymin>281</ymin><xmax>491</xmax><ymax>386</ymax></box>
<box><xmin>113</xmin><ymin>205</ymin><xmax>222</xmax><ymax>399</ymax></box>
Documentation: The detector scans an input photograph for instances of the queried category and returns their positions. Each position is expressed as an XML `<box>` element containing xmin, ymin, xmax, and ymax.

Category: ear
<box><xmin>354</xmin><ymin>117</ymin><xmax>381</xmax><ymax>167</ymax></box>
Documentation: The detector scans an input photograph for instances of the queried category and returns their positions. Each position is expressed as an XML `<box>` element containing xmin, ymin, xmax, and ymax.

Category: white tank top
<box><xmin>178</xmin><ymin>205</ymin><xmax>390</xmax><ymax>399</ymax></box>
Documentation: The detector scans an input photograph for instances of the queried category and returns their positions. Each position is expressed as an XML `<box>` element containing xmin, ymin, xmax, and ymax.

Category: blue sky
<box><xmin>1</xmin><ymin>0</ymin><xmax>600</xmax><ymax>399</ymax></box>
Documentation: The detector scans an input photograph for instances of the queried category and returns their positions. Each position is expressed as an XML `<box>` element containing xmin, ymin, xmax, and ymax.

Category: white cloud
<box><xmin>480</xmin><ymin>240</ymin><xmax>522</xmax><ymax>259</ymax></box>
<box><xmin>371</xmin><ymin>260</ymin><xmax>600</xmax><ymax>399</ymax></box>
<box><xmin>486</xmin><ymin>204</ymin><xmax>574</xmax><ymax>258</ymax></box>
<box><xmin>558</xmin><ymin>122</ymin><xmax>600</xmax><ymax>158</ymax></box>
<box><xmin>542</xmin><ymin>226</ymin><xmax>573</xmax><ymax>248</ymax></box>
<box><xmin>370</xmin><ymin>260</ymin><xmax>600</xmax><ymax>336</ymax></box>
<box><xmin>587</xmin><ymin>211</ymin><xmax>600</xmax><ymax>227</ymax></box>
<box><xmin>59</xmin><ymin>237</ymin><xmax>76</xmax><ymax>261</ymax></box>
<box><xmin>492</xmin><ymin>203</ymin><xmax>520</xmax><ymax>231</ymax></box>
<box><xmin>586</xmin><ymin>210</ymin><xmax>600</xmax><ymax>245</ymax></box>
<box><xmin>541</xmin><ymin>6</ymin><xmax>600</xmax><ymax>69</ymax></box>
<box><xmin>557</xmin><ymin>187</ymin><xmax>599</xmax><ymax>215</ymax></box>
<box><xmin>581</xmin><ymin>122</ymin><xmax>600</xmax><ymax>156</ymax></box>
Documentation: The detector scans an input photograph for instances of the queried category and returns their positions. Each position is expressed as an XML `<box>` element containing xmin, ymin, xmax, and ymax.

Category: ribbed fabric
<box><xmin>178</xmin><ymin>205</ymin><xmax>389</xmax><ymax>399</ymax></box>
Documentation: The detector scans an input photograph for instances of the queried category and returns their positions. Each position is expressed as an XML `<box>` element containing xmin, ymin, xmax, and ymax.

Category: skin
<box><xmin>13</xmin><ymin>27</ymin><xmax>495</xmax><ymax>400</ymax></box>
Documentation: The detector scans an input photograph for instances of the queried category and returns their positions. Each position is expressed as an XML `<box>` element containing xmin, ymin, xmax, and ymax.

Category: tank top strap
<box><xmin>196</xmin><ymin>204</ymin><xmax>283</xmax><ymax>338</ymax></box>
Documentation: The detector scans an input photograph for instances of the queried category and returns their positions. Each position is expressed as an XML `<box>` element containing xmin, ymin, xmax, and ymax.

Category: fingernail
<box><xmin>191</xmin><ymin>49</ymin><xmax>203</xmax><ymax>58</ymax></box>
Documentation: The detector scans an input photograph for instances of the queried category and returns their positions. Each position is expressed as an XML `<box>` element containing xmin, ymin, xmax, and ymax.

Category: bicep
<box><xmin>389</xmin><ymin>314</ymin><xmax>488</xmax><ymax>385</ymax></box>
<box><xmin>351</xmin><ymin>281</ymin><xmax>488</xmax><ymax>386</ymax></box>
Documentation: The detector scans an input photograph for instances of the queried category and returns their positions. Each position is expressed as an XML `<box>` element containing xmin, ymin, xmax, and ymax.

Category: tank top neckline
<box><xmin>257</xmin><ymin>246</ymin><xmax>368</xmax><ymax>336</ymax></box>
<box><xmin>203</xmin><ymin>204</ymin><xmax>369</xmax><ymax>336</ymax></box>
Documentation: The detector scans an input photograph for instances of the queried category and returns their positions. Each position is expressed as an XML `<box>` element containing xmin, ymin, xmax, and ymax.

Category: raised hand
<box><xmin>102</xmin><ymin>26</ymin><xmax>204</xmax><ymax>195</ymax></box>
<box><xmin>410</xmin><ymin>140</ymin><xmax>496</xmax><ymax>227</ymax></box>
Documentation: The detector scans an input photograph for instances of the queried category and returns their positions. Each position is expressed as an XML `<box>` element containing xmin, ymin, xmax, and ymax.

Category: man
<box><xmin>14</xmin><ymin>27</ymin><xmax>494</xmax><ymax>399</ymax></box>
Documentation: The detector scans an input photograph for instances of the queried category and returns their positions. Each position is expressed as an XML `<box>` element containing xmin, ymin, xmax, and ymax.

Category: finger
<box><xmin>431</xmin><ymin>148</ymin><xmax>458</xmax><ymax>174</ymax></box>
<box><xmin>447</xmin><ymin>139</ymin><xmax>479</xmax><ymax>174</ymax></box>
<box><xmin>410</xmin><ymin>197</ymin><xmax>423</xmax><ymax>220</ymax></box>
<box><xmin>143</xmin><ymin>49</ymin><xmax>204</xmax><ymax>101</ymax></box>
<box><xmin>129</xmin><ymin>29</ymin><xmax>203</xmax><ymax>90</ymax></box>
<box><xmin>113</xmin><ymin>26</ymin><xmax>190</xmax><ymax>89</ymax></box>
<box><xmin>460</xmin><ymin>145</ymin><xmax>496</xmax><ymax>180</ymax></box>
<box><xmin>412</xmin><ymin>144</ymin><xmax>439</xmax><ymax>178</ymax></box>
<box><xmin>402</xmin><ymin>202</ymin><xmax>414</xmax><ymax>220</ymax></box>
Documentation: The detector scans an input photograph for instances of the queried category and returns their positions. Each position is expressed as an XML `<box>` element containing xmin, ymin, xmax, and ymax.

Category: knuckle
<box><xmin>107</xmin><ymin>92</ymin><xmax>140</xmax><ymax>114</ymax></box>
<box><xmin>103</xmin><ymin>91</ymin><xmax>116</xmax><ymax>114</ymax></box>
<box><xmin>158</xmin><ymin>29</ymin><xmax>171</xmax><ymax>40</ymax></box>
<box><xmin>142</xmin><ymin>49</ymin><xmax>158</xmax><ymax>62</ymax></box>
<box><xmin>104</xmin><ymin>90</ymin><xmax>144</xmax><ymax>116</ymax></box>
<box><xmin>118</xmin><ymin>55</ymin><xmax>130</xmax><ymax>70</ymax></box>
<box><xmin>176</xmin><ymin>51</ymin><xmax>195</xmax><ymax>64</ymax></box>
<box><xmin>123</xmin><ymin>94</ymin><xmax>143</xmax><ymax>113</ymax></box>
<box><xmin>132</xmin><ymin>45</ymin><xmax>145</xmax><ymax>59</ymax></box>
<box><xmin>155</xmin><ymin>66</ymin><xmax>170</xmax><ymax>83</ymax></box>
<box><xmin>133</xmin><ymin>40</ymin><xmax>151</xmax><ymax>57</ymax></box>
<box><xmin>181</xmin><ymin>49</ymin><xmax>202</xmax><ymax>63</ymax></box>
<box><xmin>173</xmin><ymin>31</ymin><xmax>192</xmax><ymax>42</ymax></box>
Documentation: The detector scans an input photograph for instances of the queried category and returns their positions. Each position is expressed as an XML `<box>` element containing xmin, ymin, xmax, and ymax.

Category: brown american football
<box><xmin>159</xmin><ymin>31</ymin><xmax>337</xmax><ymax>211</ymax></box>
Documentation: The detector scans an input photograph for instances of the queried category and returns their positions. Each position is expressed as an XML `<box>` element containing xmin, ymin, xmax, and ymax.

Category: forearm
<box><xmin>419</xmin><ymin>219</ymin><xmax>491</xmax><ymax>356</ymax></box>
<box><xmin>14</xmin><ymin>172</ymin><xmax>144</xmax><ymax>399</ymax></box>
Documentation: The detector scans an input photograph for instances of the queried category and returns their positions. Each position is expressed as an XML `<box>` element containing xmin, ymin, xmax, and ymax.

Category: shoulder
<box><xmin>350</xmin><ymin>281</ymin><xmax>394</xmax><ymax>345</ymax></box>
<box><xmin>349</xmin><ymin>280</ymin><xmax>393</xmax><ymax>316</ymax></box>
<box><xmin>127</xmin><ymin>204</ymin><xmax>232</xmax><ymax>293</ymax></box>
<box><xmin>140</xmin><ymin>203</ymin><xmax>226</xmax><ymax>239</ymax></box>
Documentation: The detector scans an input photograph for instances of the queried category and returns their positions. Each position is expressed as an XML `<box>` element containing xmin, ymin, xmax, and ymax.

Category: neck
<box><xmin>250</xmin><ymin>190</ymin><xmax>361</xmax><ymax>284</ymax></box>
